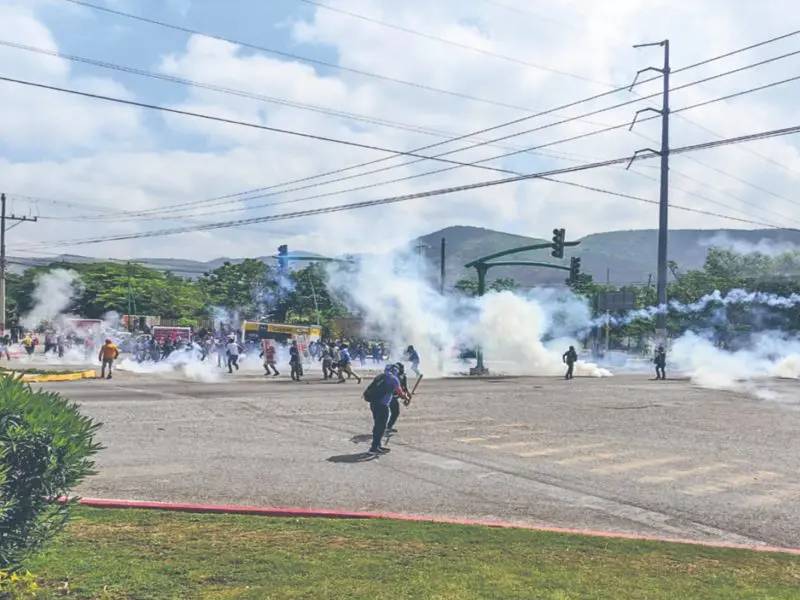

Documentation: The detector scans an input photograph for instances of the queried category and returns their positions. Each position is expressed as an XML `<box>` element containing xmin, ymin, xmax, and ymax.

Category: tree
<box><xmin>454</xmin><ymin>276</ymin><xmax>519</xmax><ymax>296</ymax></box>
<box><xmin>197</xmin><ymin>259</ymin><xmax>277</xmax><ymax>319</ymax></box>
<box><xmin>8</xmin><ymin>262</ymin><xmax>205</xmax><ymax>321</ymax></box>
<box><xmin>283</xmin><ymin>263</ymin><xmax>347</xmax><ymax>328</ymax></box>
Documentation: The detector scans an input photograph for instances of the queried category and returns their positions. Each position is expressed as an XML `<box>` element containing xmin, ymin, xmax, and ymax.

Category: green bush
<box><xmin>0</xmin><ymin>570</ymin><xmax>39</xmax><ymax>598</ymax></box>
<box><xmin>0</xmin><ymin>377</ymin><xmax>101</xmax><ymax>570</ymax></box>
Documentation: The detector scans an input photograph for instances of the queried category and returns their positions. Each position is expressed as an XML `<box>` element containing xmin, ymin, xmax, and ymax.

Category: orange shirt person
<box><xmin>98</xmin><ymin>339</ymin><xmax>119</xmax><ymax>380</ymax></box>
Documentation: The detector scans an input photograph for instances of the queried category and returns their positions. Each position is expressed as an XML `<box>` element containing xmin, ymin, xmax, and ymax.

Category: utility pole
<box><xmin>439</xmin><ymin>237</ymin><xmax>446</xmax><ymax>294</ymax></box>
<box><xmin>605</xmin><ymin>267</ymin><xmax>610</xmax><ymax>354</ymax></box>
<box><xmin>627</xmin><ymin>39</ymin><xmax>670</xmax><ymax>344</ymax></box>
<box><xmin>0</xmin><ymin>193</ymin><xmax>38</xmax><ymax>335</ymax></box>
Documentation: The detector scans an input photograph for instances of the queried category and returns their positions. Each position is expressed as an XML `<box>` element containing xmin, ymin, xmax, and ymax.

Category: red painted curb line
<box><xmin>73</xmin><ymin>497</ymin><xmax>800</xmax><ymax>556</ymax></box>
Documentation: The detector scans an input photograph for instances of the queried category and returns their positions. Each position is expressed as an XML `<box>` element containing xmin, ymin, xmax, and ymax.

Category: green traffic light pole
<box><xmin>465</xmin><ymin>240</ymin><xmax>580</xmax><ymax>375</ymax></box>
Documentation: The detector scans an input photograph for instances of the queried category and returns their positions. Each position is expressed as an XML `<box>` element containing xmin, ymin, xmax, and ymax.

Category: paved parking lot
<box><xmin>41</xmin><ymin>371</ymin><xmax>800</xmax><ymax>548</ymax></box>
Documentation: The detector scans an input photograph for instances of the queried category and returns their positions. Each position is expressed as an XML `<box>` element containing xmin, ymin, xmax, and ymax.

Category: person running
<box><xmin>0</xmin><ymin>335</ymin><xmax>11</xmax><ymax>361</ymax></box>
<box><xmin>21</xmin><ymin>333</ymin><xmax>34</xmax><ymax>356</ymax></box>
<box><xmin>262</xmin><ymin>339</ymin><xmax>279</xmax><ymax>376</ymax></box>
<box><xmin>562</xmin><ymin>345</ymin><xmax>578</xmax><ymax>380</ymax></box>
<box><xmin>226</xmin><ymin>336</ymin><xmax>242</xmax><ymax>373</ymax></box>
<box><xmin>365</xmin><ymin>364</ymin><xmax>410</xmax><ymax>456</ymax></box>
<box><xmin>289</xmin><ymin>340</ymin><xmax>303</xmax><ymax>381</ymax></box>
<box><xmin>387</xmin><ymin>362</ymin><xmax>411</xmax><ymax>433</ymax></box>
<box><xmin>320</xmin><ymin>343</ymin><xmax>334</xmax><ymax>380</ymax></box>
<box><xmin>98</xmin><ymin>338</ymin><xmax>119</xmax><ymax>380</ymax></box>
<box><xmin>654</xmin><ymin>345</ymin><xmax>667</xmax><ymax>380</ymax></box>
<box><xmin>337</xmin><ymin>343</ymin><xmax>362</xmax><ymax>384</ymax></box>
<box><xmin>405</xmin><ymin>345</ymin><xmax>421</xmax><ymax>376</ymax></box>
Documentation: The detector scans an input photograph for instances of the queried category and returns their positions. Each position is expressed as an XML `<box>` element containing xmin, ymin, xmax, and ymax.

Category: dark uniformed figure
<box><xmin>387</xmin><ymin>362</ymin><xmax>411</xmax><ymax>433</ymax></box>
<box><xmin>289</xmin><ymin>340</ymin><xmax>303</xmax><ymax>381</ymax></box>
<box><xmin>654</xmin><ymin>345</ymin><xmax>666</xmax><ymax>380</ymax></box>
<box><xmin>562</xmin><ymin>345</ymin><xmax>578</xmax><ymax>380</ymax></box>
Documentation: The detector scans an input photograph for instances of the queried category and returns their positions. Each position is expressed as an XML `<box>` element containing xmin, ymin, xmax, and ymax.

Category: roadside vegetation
<box><xmin>22</xmin><ymin>507</ymin><xmax>800</xmax><ymax>599</ymax></box>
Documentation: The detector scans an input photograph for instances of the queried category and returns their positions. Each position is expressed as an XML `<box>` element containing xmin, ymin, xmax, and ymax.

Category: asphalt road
<box><xmin>39</xmin><ymin>369</ymin><xmax>800</xmax><ymax>548</ymax></box>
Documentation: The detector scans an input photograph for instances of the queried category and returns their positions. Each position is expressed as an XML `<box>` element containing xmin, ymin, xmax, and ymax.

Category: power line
<box><xmin>0</xmin><ymin>39</ymin><xmax>601</xmax><ymax>165</ymax></box>
<box><xmin>296</xmin><ymin>0</ymin><xmax>609</xmax><ymax>86</ymax></box>
<box><xmin>20</xmin><ymin>69</ymin><xmax>799</xmax><ymax>233</ymax></box>
<box><xmin>0</xmin><ymin>73</ymin><xmax>557</xmax><ymax>175</ymax></box>
<box><xmin>81</xmin><ymin>70</ymin><xmax>800</xmax><ymax>223</ymax></box>
<box><xmin>42</xmin><ymin>52</ymin><xmax>800</xmax><ymax>225</ymax></box>
<box><xmin>27</xmin><ymin>16</ymin><xmax>797</xmax><ymax>221</ymax></box>
<box><xmin>59</xmin><ymin>0</ymin><xmax>597</xmax><ymax>114</ymax></box>
<box><xmin>20</xmin><ymin>124</ymin><xmax>800</xmax><ymax>248</ymax></box>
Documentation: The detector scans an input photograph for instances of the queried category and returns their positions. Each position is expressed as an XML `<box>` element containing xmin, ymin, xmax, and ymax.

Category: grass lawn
<box><xmin>25</xmin><ymin>507</ymin><xmax>800</xmax><ymax>599</ymax></box>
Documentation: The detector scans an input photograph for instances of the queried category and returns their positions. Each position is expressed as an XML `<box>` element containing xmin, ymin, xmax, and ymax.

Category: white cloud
<box><xmin>0</xmin><ymin>0</ymin><xmax>799</xmax><ymax>261</ymax></box>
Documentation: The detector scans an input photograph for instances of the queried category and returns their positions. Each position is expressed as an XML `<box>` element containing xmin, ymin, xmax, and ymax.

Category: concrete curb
<box><xmin>74</xmin><ymin>497</ymin><xmax>800</xmax><ymax>556</ymax></box>
<box><xmin>17</xmin><ymin>370</ymin><xmax>97</xmax><ymax>382</ymax></box>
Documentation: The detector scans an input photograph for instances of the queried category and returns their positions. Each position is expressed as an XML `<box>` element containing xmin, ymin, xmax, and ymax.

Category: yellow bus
<box><xmin>240</xmin><ymin>321</ymin><xmax>322</xmax><ymax>347</ymax></box>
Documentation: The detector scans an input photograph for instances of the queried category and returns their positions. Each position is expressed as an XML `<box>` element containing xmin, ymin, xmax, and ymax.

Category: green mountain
<box><xmin>416</xmin><ymin>226</ymin><xmax>800</xmax><ymax>288</ymax></box>
<box><xmin>10</xmin><ymin>226</ymin><xmax>799</xmax><ymax>287</ymax></box>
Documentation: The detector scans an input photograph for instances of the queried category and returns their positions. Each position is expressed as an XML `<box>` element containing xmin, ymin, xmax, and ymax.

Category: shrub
<box><xmin>0</xmin><ymin>570</ymin><xmax>39</xmax><ymax>598</ymax></box>
<box><xmin>0</xmin><ymin>377</ymin><xmax>101</xmax><ymax>570</ymax></box>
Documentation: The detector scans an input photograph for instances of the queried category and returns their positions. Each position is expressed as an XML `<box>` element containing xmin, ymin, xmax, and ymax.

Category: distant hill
<box><xmin>415</xmin><ymin>226</ymin><xmax>800</xmax><ymax>288</ymax></box>
<box><xmin>9</xmin><ymin>227</ymin><xmax>800</xmax><ymax>286</ymax></box>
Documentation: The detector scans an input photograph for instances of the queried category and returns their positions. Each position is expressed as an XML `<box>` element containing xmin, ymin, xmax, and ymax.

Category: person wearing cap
<box><xmin>98</xmin><ymin>338</ymin><xmax>119</xmax><ymax>380</ymax></box>
<box><xmin>387</xmin><ymin>362</ymin><xmax>411</xmax><ymax>433</ymax></box>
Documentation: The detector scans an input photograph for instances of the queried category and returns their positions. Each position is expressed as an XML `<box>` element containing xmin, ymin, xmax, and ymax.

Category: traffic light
<box><xmin>277</xmin><ymin>244</ymin><xmax>289</xmax><ymax>274</ymax></box>
<box><xmin>569</xmin><ymin>256</ymin><xmax>581</xmax><ymax>283</ymax></box>
<box><xmin>551</xmin><ymin>228</ymin><xmax>565</xmax><ymax>258</ymax></box>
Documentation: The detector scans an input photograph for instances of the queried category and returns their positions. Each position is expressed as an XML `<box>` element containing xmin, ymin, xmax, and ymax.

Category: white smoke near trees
<box><xmin>327</xmin><ymin>252</ymin><xmax>610</xmax><ymax>377</ymax></box>
<box><xmin>20</xmin><ymin>268</ymin><xmax>82</xmax><ymax>330</ymax></box>
<box><xmin>700</xmin><ymin>233</ymin><xmax>799</xmax><ymax>257</ymax></box>
<box><xmin>670</xmin><ymin>331</ymin><xmax>800</xmax><ymax>397</ymax></box>
<box><xmin>601</xmin><ymin>288</ymin><xmax>800</xmax><ymax>327</ymax></box>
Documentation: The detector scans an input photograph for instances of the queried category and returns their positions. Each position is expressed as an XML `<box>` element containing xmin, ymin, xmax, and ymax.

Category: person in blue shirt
<box><xmin>368</xmin><ymin>364</ymin><xmax>410</xmax><ymax>455</ymax></box>
<box><xmin>337</xmin><ymin>343</ymin><xmax>362</xmax><ymax>384</ymax></box>
<box><xmin>405</xmin><ymin>345</ymin><xmax>421</xmax><ymax>376</ymax></box>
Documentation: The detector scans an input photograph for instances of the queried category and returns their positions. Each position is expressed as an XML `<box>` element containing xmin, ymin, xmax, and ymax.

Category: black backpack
<box><xmin>363</xmin><ymin>373</ymin><xmax>389</xmax><ymax>402</ymax></box>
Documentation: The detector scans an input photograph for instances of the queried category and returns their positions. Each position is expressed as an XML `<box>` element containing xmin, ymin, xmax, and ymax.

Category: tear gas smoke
<box><xmin>327</xmin><ymin>252</ymin><xmax>610</xmax><ymax>377</ymax></box>
<box><xmin>600</xmin><ymin>288</ymin><xmax>800</xmax><ymax>327</ymax></box>
<box><xmin>20</xmin><ymin>269</ymin><xmax>82</xmax><ymax>330</ymax></box>
<box><xmin>670</xmin><ymin>331</ymin><xmax>800</xmax><ymax>399</ymax></box>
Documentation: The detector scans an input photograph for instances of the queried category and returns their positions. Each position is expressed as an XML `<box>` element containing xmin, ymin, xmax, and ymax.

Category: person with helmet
<box><xmin>562</xmin><ymin>345</ymin><xmax>578</xmax><ymax>380</ymax></box>
<box><xmin>98</xmin><ymin>338</ymin><xmax>119</xmax><ymax>380</ymax></box>
<box><xmin>289</xmin><ymin>340</ymin><xmax>303</xmax><ymax>381</ymax></box>
<box><xmin>654</xmin><ymin>345</ymin><xmax>667</xmax><ymax>380</ymax></box>
<box><xmin>387</xmin><ymin>362</ymin><xmax>411</xmax><ymax>433</ymax></box>
<box><xmin>366</xmin><ymin>364</ymin><xmax>410</xmax><ymax>456</ymax></box>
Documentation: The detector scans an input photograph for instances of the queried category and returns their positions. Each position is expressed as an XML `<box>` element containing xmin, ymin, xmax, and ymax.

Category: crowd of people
<box><xmin>0</xmin><ymin>330</ymin><xmax>107</xmax><ymax>361</ymax></box>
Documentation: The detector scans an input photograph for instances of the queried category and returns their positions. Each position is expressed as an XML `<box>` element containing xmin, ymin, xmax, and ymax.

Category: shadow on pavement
<box><xmin>349</xmin><ymin>434</ymin><xmax>372</xmax><ymax>444</ymax></box>
<box><xmin>327</xmin><ymin>452</ymin><xmax>377</xmax><ymax>463</ymax></box>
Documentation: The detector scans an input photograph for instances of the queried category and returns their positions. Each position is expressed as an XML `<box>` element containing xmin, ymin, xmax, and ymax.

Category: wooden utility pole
<box><xmin>0</xmin><ymin>193</ymin><xmax>38</xmax><ymax>335</ymax></box>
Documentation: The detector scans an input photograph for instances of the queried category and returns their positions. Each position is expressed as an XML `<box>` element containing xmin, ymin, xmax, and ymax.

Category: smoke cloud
<box><xmin>21</xmin><ymin>268</ymin><xmax>82</xmax><ymax>330</ymax></box>
<box><xmin>327</xmin><ymin>252</ymin><xmax>610</xmax><ymax>377</ymax></box>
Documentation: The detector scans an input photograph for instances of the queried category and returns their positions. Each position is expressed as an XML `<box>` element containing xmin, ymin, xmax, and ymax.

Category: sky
<box><xmin>0</xmin><ymin>0</ymin><xmax>799</xmax><ymax>261</ymax></box>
